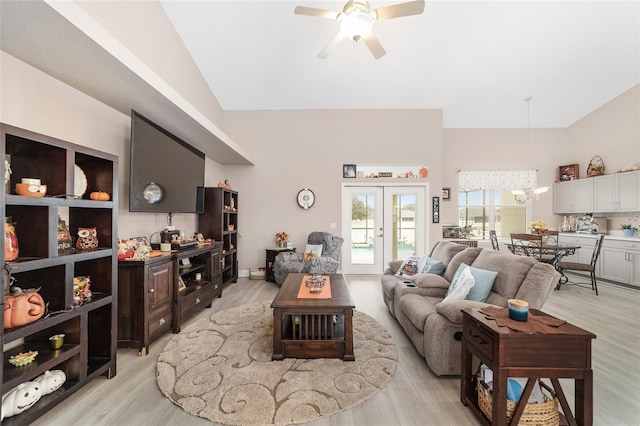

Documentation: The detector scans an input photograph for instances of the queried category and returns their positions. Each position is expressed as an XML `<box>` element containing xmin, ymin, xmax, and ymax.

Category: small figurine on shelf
<box><xmin>73</xmin><ymin>276</ymin><xmax>92</xmax><ymax>305</ymax></box>
<box><xmin>76</xmin><ymin>227</ymin><xmax>98</xmax><ymax>251</ymax></box>
<box><xmin>218</xmin><ymin>179</ymin><xmax>232</xmax><ymax>190</ymax></box>
<box><xmin>1</xmin><ymin>381</ymin><xmax>42</xmax><ymax>420</ymax></box>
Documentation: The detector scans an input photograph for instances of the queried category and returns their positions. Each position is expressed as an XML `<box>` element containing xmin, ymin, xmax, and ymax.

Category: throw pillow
<box><xmin>441</xmin><ymin>266</ymin><xmax>475</xmax><ymax>303</ymax></box>
<box><xmin>449</xmin><ymin>263</ymin><xmax>498</xmax><ymax>302</ymax></box>
<box><xmin>304</xmin><ymin>244</ymin><xmax>323</xmax><ymax>262</ymax></box>
<box><xmin>422</xmin><ymin>257</ymin><xmax>445</xmax><ymax>275</ymax></box>
<box><xmin>395</xmin><ymin>255</ymin><xmax>429</xmax><ymax>279</ymax></box>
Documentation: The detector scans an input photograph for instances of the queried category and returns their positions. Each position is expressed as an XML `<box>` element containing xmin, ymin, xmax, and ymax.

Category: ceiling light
<box><xmin>340</xmin><ymin>7</ymin><xmax>373</xmax><ymax>41</ymax></box>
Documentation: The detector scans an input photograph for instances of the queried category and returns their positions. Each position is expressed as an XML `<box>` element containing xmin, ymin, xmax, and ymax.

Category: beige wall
<box><xmin>221</xmin><ymin>109</ymin><xmax>443</xmax><ymax>271</ymax></box>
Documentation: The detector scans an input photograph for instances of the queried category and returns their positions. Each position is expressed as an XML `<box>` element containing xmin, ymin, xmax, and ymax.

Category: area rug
<box><xmin>156</xmin><ymin>301</ymin><xmax>397</xmax><ymax>425</ymax></box>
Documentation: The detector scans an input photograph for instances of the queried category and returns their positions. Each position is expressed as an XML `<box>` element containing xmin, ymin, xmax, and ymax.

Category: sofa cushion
<box><xmin>399</xmin><ymin>294</ymin><xmax>441</xmax><ymax>331</ymax></box>
<box><xmin>471</xmin><ymin>250</ymin><xmax>537</xmax><ymax>300</ymax></box>
<box><xmin>435</xmin><ymin>300</ymin><xmax>491</xmax><ymax>324</ymax></box>
<box><xmin>429</xmin><ymin>240</ymin><xmax>467</xmax><ymax>265</ymax></box>
<box><xmin>443</xmin><ymin>247</ymin><xmax>482</xmax><ymax>283</ymax></box>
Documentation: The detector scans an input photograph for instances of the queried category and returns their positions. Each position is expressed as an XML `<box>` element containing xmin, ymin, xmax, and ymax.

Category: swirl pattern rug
<box><xmin>156</xmin><ymin>301</ymin><xmax>397</xmax><ymax>425</ymax></box>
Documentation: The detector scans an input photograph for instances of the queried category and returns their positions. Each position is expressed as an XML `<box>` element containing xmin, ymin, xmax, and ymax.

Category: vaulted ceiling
<box><xmin>162</xmin><ymin>0</ymin><xmax>640</xmax><ymax>128</ymax></box>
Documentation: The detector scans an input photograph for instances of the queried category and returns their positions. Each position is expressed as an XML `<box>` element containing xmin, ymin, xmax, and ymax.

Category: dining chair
<box><xmin>509</xmin><ymin>233</ymin><xmax>543</xmax><ymax>259</ymax></box>
<box><xmin>489</xmin><ymin>230</ymin><xmax>499</xmax><ymax>251</ymax></box>
<box><xmin>555</xmin><ymin>234</ymin><xmax>605</xmax><ymax>295</ymax></box>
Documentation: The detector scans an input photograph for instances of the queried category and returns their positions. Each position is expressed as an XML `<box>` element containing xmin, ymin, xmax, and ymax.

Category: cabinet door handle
<box><xmin>159</xmin><ymin>318</ymin><xmax>165</xmax><ymax>325</ymax></box>
<box><xmin>149</xmin><ymin>288</ymin><xmax>155</xmax><ymax>293</ymax></box>
<box><xmin>195</xmin><ymin>298</ymin><xmax>201</xmax><ymax>304</ymax></box>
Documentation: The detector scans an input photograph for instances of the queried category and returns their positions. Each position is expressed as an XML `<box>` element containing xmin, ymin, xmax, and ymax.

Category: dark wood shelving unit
<box><xmin>1</xmin><ymin>123</ymin><xmax>118</xmax><ymax>424</ymax></box>
<box><xmin>198</xmin><ymin>187</ymin><xmax>238</xmax><ymax>286</ymax></box>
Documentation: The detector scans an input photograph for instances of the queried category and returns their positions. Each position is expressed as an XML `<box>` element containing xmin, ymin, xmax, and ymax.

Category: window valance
<box><xmin>458</xmin><ymin>170</ymin><xmax>538</xmax><ymax>191</ymax></box>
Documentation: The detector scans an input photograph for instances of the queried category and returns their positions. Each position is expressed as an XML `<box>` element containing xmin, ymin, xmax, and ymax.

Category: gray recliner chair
<box><xmin>273</xmin><ymin>232</ymin><xmax>344</xmax><ymax>285</ymax></box>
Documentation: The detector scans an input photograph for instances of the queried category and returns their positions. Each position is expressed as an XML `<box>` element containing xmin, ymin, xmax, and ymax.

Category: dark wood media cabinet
<box><xmin>117</xmin><ymin>242</ymin><xmax>222</xmax><ymax>356</ymax></box>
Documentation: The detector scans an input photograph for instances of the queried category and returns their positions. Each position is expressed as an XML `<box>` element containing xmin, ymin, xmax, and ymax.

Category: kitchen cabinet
<box><xmin>599</xmin><ymin>239</ymin><xmax>640</xmax><ymax>288</ymax></box>
<box><xmin>593</xmin><ymin>171</ymin><xmax>640</xmax><ymax>213</ymax></box>
<box><xmin>553</xmin><ymin>179</ymin><xmax>593</xmax><ymax>214</ymax></box>
<box><xmin>1</xmin><ymin>123</ymin><xmax>117</xmax><ymax>424</ymax></box>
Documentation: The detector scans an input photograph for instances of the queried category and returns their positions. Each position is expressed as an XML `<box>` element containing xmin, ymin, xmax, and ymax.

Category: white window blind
<box><xmin>458</xmin><ymin>170</ymin><xmax>538</xmax><ymax>191</ymax></box>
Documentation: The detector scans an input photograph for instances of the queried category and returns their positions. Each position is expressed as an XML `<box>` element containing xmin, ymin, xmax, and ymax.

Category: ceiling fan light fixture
<box><xmin>340</xmin><ymin>10</ymin><xmax>373</xmax><ymax>40</ymax></box>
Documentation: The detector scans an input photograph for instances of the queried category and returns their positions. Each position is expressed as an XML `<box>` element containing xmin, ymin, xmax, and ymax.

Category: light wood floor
<box><xmin>32</xmin><ymin>274</ymin><xmax>640</xmax><ymax>426</ymax></box>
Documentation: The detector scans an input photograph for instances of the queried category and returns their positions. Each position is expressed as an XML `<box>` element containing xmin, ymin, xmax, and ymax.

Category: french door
<box><xmin>341</xmin><ymin>184</ymin><xmax>427</xmax><ymax>274</ymax></box>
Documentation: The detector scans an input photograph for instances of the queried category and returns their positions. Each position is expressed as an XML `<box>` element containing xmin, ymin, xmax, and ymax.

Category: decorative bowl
<box><xmin>15</xmin><ymin>183</ymin><xmax>47</xmax><ymax>197</ymax></box>
<box><xmin>305</xmin><ymin>275</ymin><xmax>326</xmax><ymax>293</ymax></box>
<box><xmin>8</xmin><ymin>350</ymin><xmax>38</xmax><ymax>367</ymax></box>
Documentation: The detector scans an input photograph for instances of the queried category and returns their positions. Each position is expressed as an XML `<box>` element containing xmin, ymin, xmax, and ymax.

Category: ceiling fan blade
<box><xmin>363</xmin><ymin>32</ymin><xmax>386</xmax><ymax>59</ymax></box>
<box><xmin>374</xmin><ymin>0</ymin><xmax>425</xmax><ymax>21</ymax></box>
<box><xmin>294</xmin><ymin>6</ymin><xmax>340</xmax><ymax>19</ymax></box>
<box><xmin>318</xmin><ymin>32</ymin><xmax>346</xmax><ymax>59</ymax></box>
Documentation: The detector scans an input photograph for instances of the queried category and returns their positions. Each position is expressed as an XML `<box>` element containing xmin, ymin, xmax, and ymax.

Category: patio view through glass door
<box><xmin>342</xmin><ymin>185</ymin><xmax>426</xmax><ymax>274</ymax></box>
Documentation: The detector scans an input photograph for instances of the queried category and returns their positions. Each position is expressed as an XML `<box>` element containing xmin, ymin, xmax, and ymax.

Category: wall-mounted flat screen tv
<box><xmin>129</xmin><ymin>110</ymin><xmax>205</xmax><ymax>213</ymax></box>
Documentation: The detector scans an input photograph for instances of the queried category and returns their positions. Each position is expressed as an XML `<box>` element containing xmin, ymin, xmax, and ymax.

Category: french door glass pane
<box><xmin>351</xmin><ymin>194</ymin><xmax>375</xmax><ymax>265</ymax></box>
<box><xmin>392</xmin><ymin>194</ymin><xmax>417</xmax><ymax>260</ymax></box>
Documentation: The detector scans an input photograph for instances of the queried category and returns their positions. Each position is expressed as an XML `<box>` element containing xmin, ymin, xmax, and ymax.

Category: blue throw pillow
<box><xmin>450</xmin><ymin>263</ymin><xmax>498</xmax><ymax>302</ymax></box>
<box><xmin>422</xmin><ymin>257</ymin><xmax>445</xmax><ymax>275</ymax></box>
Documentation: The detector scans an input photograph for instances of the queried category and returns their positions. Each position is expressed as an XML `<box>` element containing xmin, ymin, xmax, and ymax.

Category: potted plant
<box><xmin>621</xmin><ymin>224</ymin><xmax>637</xmax><ymax>237</ymax></box>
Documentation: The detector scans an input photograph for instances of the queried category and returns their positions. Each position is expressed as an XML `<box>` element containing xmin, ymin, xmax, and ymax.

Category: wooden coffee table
<box><xmin>271</xmin><ymin>273</ymin><xmax>355</xmax><ymax>361</ymax></box>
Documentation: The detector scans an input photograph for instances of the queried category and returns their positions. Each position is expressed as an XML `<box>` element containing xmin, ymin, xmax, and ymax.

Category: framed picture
<box><xmin>343</xmin><ymin>164</ymin><xmax>357</xmax><ymax>178</ymax></box>
<box><xmin>178</xmin><ymin>276</ymin><xmax>186</xmax><ymax>292</ymax></box>
<box><xmin>442</xmin><ymin>187</ymin><xmax>451</xmax><ymax>200</ymax></box>
<box><xmin>558</xmin><ymin>164</ymin><xmax>579</xmax><ymax>182</ymax></box>
<box><xmin>432</xmin><ymin>197</ymin><xmax>440</xmax><ymax>223</ymax></box>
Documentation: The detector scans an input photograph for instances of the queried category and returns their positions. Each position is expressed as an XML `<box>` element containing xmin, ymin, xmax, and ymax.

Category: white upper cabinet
<box><xmin>553</xmin><ymin>179</ymin><xmax>593</xmax><ymax>214</ymax></box>
<box><xmin>593</xmin><ymin>171</ymin><xmax>640</xmax><ymax>213</ymax></box>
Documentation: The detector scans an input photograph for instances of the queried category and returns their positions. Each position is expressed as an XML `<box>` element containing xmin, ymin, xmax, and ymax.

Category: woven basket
<box><xmin>478</xmin><ymin>379</ymin><xmax>559</xmax><ymax>425</ymax></box>
<box><xmin>587</xmin><ymin>155</ymin><xmax>605</xmax><ymax>177</ymax></box>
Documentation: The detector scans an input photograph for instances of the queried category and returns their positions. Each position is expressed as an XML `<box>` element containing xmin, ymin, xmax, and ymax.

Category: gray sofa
<box><xmin>381</xmin><ymin>240</ymin><xmax>559</xmax><ymax>376</ymax></box>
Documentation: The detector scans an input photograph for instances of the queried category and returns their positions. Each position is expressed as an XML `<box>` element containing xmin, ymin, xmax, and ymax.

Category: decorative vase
<box><xmin>622</xmin><ymin>229</ymin><xmax>636</xmax><ymax>237</ymax></box>
<box><xmin>278</xmin><ymin>241</ymin><xmax>287</xmax><ymax>248</ymax></box>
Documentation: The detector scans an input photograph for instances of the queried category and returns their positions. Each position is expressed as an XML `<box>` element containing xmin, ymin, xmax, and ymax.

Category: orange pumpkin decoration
<box><xmin>3</xmin><ymin>287</ymin><xmax>46</xmax><ymax>328</ymax></box>
<box><xmin>90</xmin><ymin>191</ymin><xmax>110</xmax><ymax>201</ymax></box>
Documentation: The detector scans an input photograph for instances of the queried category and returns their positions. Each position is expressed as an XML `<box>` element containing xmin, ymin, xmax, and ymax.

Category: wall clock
<box><xmin>297</xmin><ymin>189</ymin><xmax>315</xmax><ymax>209</ymax></box>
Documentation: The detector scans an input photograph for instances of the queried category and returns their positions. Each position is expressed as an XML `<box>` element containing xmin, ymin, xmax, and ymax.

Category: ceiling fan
<box><xmin>294</xmin><ymin>0</ymin><xmax>425</xmax><ymax>59</ymax></box>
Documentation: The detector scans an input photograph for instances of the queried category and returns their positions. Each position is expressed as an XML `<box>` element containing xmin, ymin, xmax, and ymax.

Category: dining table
<box><xmin>505</xmin><ymin>242</ymin><xmax>581</xmax><ymax>286</ymax></box>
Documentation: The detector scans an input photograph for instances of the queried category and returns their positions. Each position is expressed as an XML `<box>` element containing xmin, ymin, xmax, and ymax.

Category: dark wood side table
<box><xmin>265</xmin><ymin>247</ymin><xmax>295</xmax><ymax>282</ymax></box>
<box><xmin>461</xmin><ymin>308</ymin><xmax>596</xmax><ymax>426</ymax></box>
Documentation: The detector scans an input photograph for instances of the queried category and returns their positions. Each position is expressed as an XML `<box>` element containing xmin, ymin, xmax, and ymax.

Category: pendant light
<box><xmin>512</xmin><ymin>97</ymin><xmax>549</xmax><ymax>203</ymax></box>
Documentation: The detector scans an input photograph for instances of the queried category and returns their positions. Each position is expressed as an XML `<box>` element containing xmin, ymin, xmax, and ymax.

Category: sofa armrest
<box><xmin>435</xmin><ymin>300</ymin><xmax>492</xmax><ymax>324</ymax></box>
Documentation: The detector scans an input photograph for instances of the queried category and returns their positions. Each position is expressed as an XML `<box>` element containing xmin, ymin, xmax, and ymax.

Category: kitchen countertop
<box><xmin>560</xmin><ymin>232</ymin><xmax>640</xmax><ymax>242</ymax></box>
